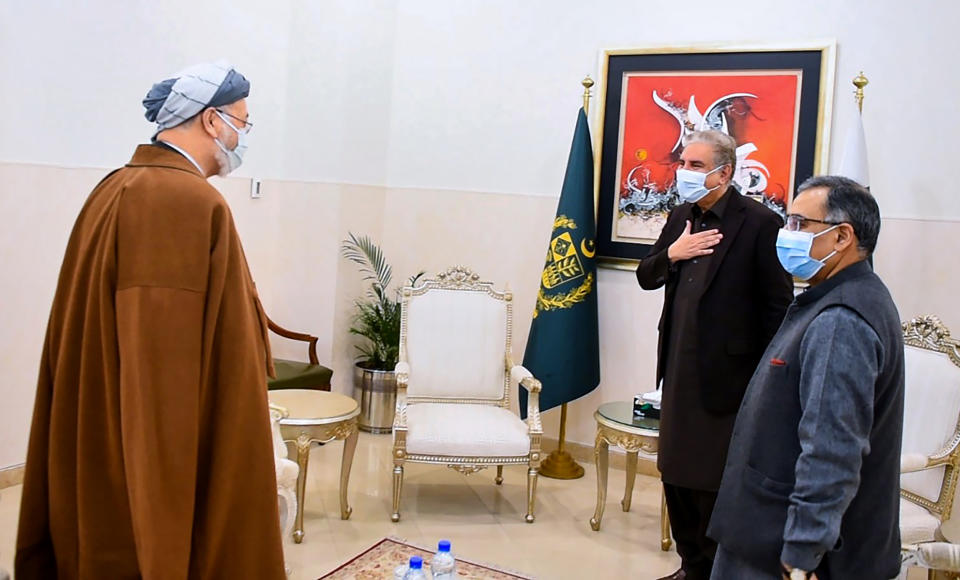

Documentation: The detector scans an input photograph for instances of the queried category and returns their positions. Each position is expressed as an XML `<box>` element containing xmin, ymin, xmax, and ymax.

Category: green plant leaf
<box><xmin>341</xmin><ymin>232</ymin><xmax>392</xmax><ymax>294</ymax></box>
<box><xmin>341</xmin><ymin>232</ymin><xmax>413</xmax><ymax>371</ymax></box>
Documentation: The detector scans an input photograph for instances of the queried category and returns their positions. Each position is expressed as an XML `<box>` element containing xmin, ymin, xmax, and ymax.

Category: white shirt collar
<box><xmin>157</xmin><ymin>140</ymin><xmax>204</xmax><ymax>174</ymax></box>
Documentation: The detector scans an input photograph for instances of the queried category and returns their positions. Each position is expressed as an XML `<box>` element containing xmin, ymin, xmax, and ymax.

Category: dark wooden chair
<box><xmin>266</xmin><ymin>316</ymin><xmax>333</xmax><ymax>392</ymax></box>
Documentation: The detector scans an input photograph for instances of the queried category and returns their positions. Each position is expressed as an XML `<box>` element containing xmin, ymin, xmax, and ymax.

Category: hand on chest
<box><xmin>669</xmin><ymin>207</ymin><xmax>751</xmax><ymax>293</ymax></box>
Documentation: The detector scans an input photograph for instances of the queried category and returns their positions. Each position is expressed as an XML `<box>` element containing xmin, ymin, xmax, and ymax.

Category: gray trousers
<box><xmin>711</xmin><ymin>546</ymin><xmax>781</xmax><ymax>580</ymax></box>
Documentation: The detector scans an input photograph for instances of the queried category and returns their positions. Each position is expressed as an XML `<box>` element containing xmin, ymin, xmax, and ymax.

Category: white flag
<box><xmin>837</xmin><ymin>111</ymin><xmax>869</xmax><ymax>187</ymax></box>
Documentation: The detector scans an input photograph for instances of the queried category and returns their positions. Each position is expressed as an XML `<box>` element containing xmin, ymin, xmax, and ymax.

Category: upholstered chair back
<box><xmin>901</xmin><ymin>316</ymin><xmax>960</xmax><ymax>517</ymax></box>
<box><xmin>400</xmin><ymin>267</ymin><xmax>511</xmax><ymax>404</ymax></box>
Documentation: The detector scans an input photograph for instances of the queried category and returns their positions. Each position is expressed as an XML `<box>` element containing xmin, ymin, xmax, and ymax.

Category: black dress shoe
<box><xmin>655</xmin><ymin>569</ymin><xmax>686</xmax><ymax>580</ymax></box>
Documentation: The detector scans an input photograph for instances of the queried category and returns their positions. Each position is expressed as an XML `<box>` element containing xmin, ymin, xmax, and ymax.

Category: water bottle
<box><xmin>404</xmin><ymin>555</ymin><xmax>427</xmax><ymax>580</ymax></box>
<box><xmin>393</xmin><ymin>563</ymin><xmax>408</xmax><ymax>580</ymax></box>
<box><xmin>430</xmin><ymin>540</ymin><xmax>456</xmax><ymax>579</ymax></box>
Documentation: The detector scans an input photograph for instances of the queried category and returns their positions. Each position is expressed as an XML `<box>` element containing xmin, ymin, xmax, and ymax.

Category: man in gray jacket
<box><xmin>707</xmin><ymin>175</ymin><xmax>905</xmax><ymax>579</ymax></box>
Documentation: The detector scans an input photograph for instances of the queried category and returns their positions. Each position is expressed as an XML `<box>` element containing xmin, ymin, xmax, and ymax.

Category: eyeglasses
<box><xmin>784</xmin><ymin>214</ymin><xmax>842</xmax><ymax>232</ymax></box>
<box><xmin>215</xmin><ymin>109</ymin><xmax>253</xmax><ymax>134</ymax></box>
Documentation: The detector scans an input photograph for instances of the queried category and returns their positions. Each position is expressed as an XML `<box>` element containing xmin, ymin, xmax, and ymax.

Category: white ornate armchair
<box><xmin>270</xmin><ymin>403</ymin><xmax>299</xmax><ymax>541</ymax></box>
<box><xmin>899</xmin><ymin>315</ymin><xmax>960</xmax><ymax>579</ymax></box>
<box><xmin>391</xmin><ymin>266</ymin><xmax>543</xmax><ymax>523</ymax></box>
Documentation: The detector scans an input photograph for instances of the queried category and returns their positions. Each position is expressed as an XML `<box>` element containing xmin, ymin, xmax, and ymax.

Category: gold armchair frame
<box><xmin>900</xmin><ymin>315</ymin><xmax>960</xmax><ymax>520</ymax></box>
<box><xmin>900</xmin><ymin>315</ymin><xmax>960</xmax><ymax>578</ymax></box>
<box><xmin>391</xmin><ymin>266</ymin><xmax>543</xmax><ymax>523</ymax></box>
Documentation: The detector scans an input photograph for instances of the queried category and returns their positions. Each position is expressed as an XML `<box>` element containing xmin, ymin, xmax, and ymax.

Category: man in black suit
<box><xmin>637</xmin><ymin>130</ymin><xmax>794</xmax><ymax>580</ymax></box>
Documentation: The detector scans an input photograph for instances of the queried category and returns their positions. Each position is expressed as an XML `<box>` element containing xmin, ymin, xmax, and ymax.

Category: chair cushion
<box><xmin>404</xmin><ymin>403</ymin><xmax>531</xmax><ymax>458</ymax></box>
<box><xmin>901</xmin><ymin>497</ymin><xmax>942</xmax><ymax>544</ymax></box>
<box><xmin>268</xmin><ymin>359</ymin><xmax>332</xmax><ymax>391</ymax></box>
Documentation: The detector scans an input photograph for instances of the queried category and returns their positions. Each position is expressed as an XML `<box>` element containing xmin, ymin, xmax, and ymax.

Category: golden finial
<box><xmin>582</xmin><ymin>76</ymin><xmax>594</xmax><ymax>114</ymax></box>
<box><xmin>853</xmin><ymin>71</ymin><xmax>869</xmax><ymax>113</ymax></box>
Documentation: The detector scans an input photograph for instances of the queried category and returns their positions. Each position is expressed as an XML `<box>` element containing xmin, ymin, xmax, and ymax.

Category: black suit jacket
<box><xmin>636</xmin><ymin>189</ymin><xmax>793</xmax><ymax>414</ymax></box>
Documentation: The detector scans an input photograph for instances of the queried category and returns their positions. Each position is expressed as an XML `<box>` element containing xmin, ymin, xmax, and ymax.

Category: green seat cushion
<box><xmin>268</xmin><ymin>359</ymin><xmax>333</xmax><ymax>391</ymax></box>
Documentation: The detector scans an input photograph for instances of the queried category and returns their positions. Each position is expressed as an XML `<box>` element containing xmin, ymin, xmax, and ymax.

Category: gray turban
<box><xmin>142</xmin><ymin>60</ymin><xmax>250</xmax><ymax>135</ymax></box>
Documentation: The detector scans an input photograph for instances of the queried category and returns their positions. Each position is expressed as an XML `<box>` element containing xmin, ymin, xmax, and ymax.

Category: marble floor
<box><xmin>0</xmin><ymin>432</ymin><xmax>680</xmax><ymax>578</ymax></box>
<box><xmin>0</xmin><ymin>433</ymin><xmax>927</xmax><ymax>579</ymax></box>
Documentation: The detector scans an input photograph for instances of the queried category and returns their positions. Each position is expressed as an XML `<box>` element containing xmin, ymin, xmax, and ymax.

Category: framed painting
<box><xmin>593</xmin><ymin>42</ymin><xmax>836</xmax><ymax>269</ymax></box>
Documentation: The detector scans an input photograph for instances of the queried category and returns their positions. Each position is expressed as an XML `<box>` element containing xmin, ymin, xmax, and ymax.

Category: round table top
<box><xmin>269</xmin><ymin>389</ymin><xmax>360</xmax><ymax>425</ymax></box>
<box><xmin>596</xmin><ymin>401</ymin><xmax>659</xmax><ymax>433</ymax></box>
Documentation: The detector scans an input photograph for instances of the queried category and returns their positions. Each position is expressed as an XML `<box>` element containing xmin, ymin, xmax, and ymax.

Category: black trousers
<box><xmin>664</xmin><ymin>483</ymin><xmax>718</xmax><ymax>580</ymax></box>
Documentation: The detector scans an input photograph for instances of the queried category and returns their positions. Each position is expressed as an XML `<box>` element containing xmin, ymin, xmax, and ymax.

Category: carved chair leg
<box><xmin>525</xmin><ymin>467</ymin><xmax>538</xmax><ymax>523</ymax></box>
<box><xmin>391</xmin><ymin>464</ymin><xmax>404</xmax><ymax>523</ymax></box>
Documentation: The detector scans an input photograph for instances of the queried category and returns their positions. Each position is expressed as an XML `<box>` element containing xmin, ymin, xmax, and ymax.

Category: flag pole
<box><xmin>853</xmin><ymin>71</ymin><xmax>868</xmax><ymax>112</ymax></box>
<box><xmin>538</xmin><ymin>76</ymin><xmax>595</xmax><ymax>480</ymax></box>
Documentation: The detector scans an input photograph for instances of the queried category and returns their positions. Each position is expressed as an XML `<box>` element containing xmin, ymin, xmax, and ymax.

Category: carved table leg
<box><xmin>621</xmin><ymin>451</ymin><xmax>638</xmax><ymax>512</ymax></box>
<box><xmin>292</xmin><ymin>434</ymin><xmax>312</xmax><ymax>544</ymax></box>
<box><xmin>589</xmin><ymin>435</ymin><xmax>609</xmax><ymax>531</ymax></box>
<box><xmin>661</xmin><ymin>489</ymin><xmax>672</xmax><ymax>551</ymax></box>
<box><xmin>339</xmin><ymin>423</ymin><xmax>358</xmax><ymax>520</ymax></box>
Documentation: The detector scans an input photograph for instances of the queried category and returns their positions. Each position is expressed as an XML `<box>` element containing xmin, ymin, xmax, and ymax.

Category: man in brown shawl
<box><xmin>15</xmin><ymin>61</ymin><xmax>286</xmax><ymax>579</ymax></box>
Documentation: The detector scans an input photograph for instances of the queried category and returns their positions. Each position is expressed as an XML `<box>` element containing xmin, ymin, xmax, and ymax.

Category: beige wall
<box><xmin>0</xmin><ymin>164</ymin><xmax>106</xmax><ymax>469</ymax></box>
<box><xmin>3</xmin><ymin>0</ymin><xmax>959</xmax><ymax>470</ymax></box>
<box><xmin>4</xmin><ymin>1</ymin><xmax>960</xmax><ymax>222</ymax></box>
<box><xmin>1</xmin><ymin>160</ymin><xmax>953</xmax><ymax>468</ymax></box>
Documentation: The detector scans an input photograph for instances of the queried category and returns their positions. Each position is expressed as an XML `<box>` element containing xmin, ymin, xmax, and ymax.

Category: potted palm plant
<box><xmin>341</xmin><ymin>233</ymin><xmax>422</xmax><ymax>433</ymax></box>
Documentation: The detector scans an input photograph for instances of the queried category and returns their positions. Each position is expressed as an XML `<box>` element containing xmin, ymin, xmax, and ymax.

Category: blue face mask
<box><xmin>675</xmin><ymin>165</ymin><xmax>725</xmax><ymax>203</ymax></box>
<box><xmin>776</xmin><ymin>226</ymin><xmax>839</xmax><ymax>281</ymax></box>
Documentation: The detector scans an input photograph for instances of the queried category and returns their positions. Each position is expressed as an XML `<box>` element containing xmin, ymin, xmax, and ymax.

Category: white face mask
<box><xmin>214</xmin><ymin>110</ymin><xmax>248</xmax><ymax>175</ymax></box>
<box><xmin>675</xmin><ymin>165</ymin><xmax>725</xmax><ymax>203</ymax></box>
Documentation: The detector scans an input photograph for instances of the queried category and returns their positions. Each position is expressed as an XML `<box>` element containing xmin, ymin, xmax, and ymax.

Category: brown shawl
<box><xmin>16</xmin><ymin>144</ymin><xmax>285</xmax><ymax>579</ymax></box>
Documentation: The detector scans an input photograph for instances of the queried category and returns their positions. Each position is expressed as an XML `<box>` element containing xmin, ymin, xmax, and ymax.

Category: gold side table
<box><xmin>268</xmin><ymin>389</ymin><xmax>360</xmax><ymax>544</ymax></box>
<box><xmin>589</xmin><ymin>401</ymin><xmax>672</xmax><ymax>551</ymax></box>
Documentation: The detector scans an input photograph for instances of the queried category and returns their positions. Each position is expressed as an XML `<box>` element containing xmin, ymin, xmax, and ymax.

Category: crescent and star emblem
<box><xmin>580</xmin><ymin>239</ymin><xmax>596</xmax><ymax>258</ymax></box>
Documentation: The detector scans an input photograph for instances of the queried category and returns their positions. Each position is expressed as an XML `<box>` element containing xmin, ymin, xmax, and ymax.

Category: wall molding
<box><xmin>0</xmin><ymin>463</ymin><xmax>24</xmax><ymax>489</ymax></box>
<box><xmin>6</xmin><ymin>161</ymin><xmax>954</xmax><ymax>222</ymax></box>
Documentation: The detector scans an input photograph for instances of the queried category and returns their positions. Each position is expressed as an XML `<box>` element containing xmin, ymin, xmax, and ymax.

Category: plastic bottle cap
<box><xmin>410</xmin><ymin>556</ymin><xmax>423</xmax><ymax>569</ymax></box>
<box><xmin>438</xmin><ymin>540</ymin><xmax>451</xmax><ymax>552</ymax></box>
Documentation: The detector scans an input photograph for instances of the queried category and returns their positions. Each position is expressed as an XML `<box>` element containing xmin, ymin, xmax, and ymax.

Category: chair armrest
<box><xmin>901</xmin><ymin>453</ymin><xmax>955</xmax><ymax>473</ymax></box>
<box><xmin>901</xmin><ymin>433</ymin><xmax>960</xmax><ymax>473</ymax></box>
<box><xmin>903</xmin><ymin>541</ymin><xmax>960</xmax><ymax>572</ymax></box>
<box><xmin>510</xmin><ymin>364</ymin><xmax>543</xmax><ymax>434</ymax></box>
<box><xmin>509</xmin><ymin>363</ymin><xmax>532</xmax><ymax>387</ymax></box>
<box><xmin>268</xmin><ymin>403</ymin><xmax>291</xmax><ymax>462</ymax></box>
<box><xmin>267</xmin><ymin>315</ymin><xmax>319</xmax><ymax>365</ymax></box>
<box><xmin>395</xmin><ymin>361</ymin><xmax>410</xmax><ymax>382</ymax></box>
<box><xmin>918</xmin><ymin>542</ymin><xmax>960</xmax><ymax>571</ymax></box>
<box><xmin>394</xmin><ymin>361</ymin><xmax>410</xmax><ymax>430</ymax></box>
<box><xmin>901</xmin><ymin>453</ymin><xmax>930</xmax><ymax>474</ymax></box>
<box><xmin>269</xmin><ymin>403</ymin><xmax>290</xmax><ymax>420</ymax></box>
